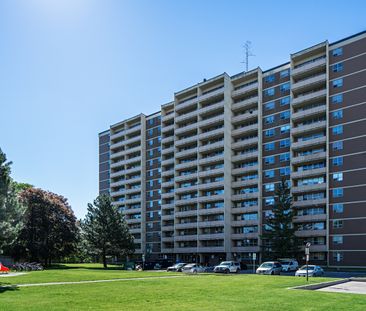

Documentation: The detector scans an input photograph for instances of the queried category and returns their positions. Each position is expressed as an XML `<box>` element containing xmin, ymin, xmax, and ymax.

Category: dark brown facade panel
<box><xmin>329</xmin><ymin>119</ymin><xmax>366</xmax><ymax>141</ymax></box>
<box><xmin>329</xmin><ymin>70</ymin><xmax>366</xmax><ymax>96</ymax></box>
<box><xmin>330</xmin><ymin>218</ymin><xmax>366</xmax><ymax>235</ymax></box>
<box><xmin>330</xmin><ymin>87</ymin><xmax>366</xmax><ymax>112</ymax></box>
<box><xmin>330</xmin><ymin>202</ymin><xmax>366</xmax><ymax>220</ymax></box>
<box><xmin>99</xmin><ymin>162</ymin><xmax>109</xmax><ymax>172</ymax></box>
<box><xmin>262</xmin><ymin>130</ymin><xmax>290</xmax><ymax>143</ymax></box>
<box><xmin>99</xmin><ymin>152</ymin><xmax>109</xmax><ymax>163</ymax></box>
<box><xmin>330</xmin><ymin>235</ymin><xmax>366</xmax><ymax>250</ymax></box>
<box><xmin>330</xmin><ymin>152</ymin><xmax>366</xmax><ymax>173</ymax></box>
<box><xmin>99</xmin><ymin>180</ymin><xmax>110</xmax><ymax>191</ymax></box>
<box><xmin>99</xmin><ymin>171</ymin><xmax>110</xmax><ymax>181</ymax></box>
<box><xmin>329</xmin><ymin>102</ymin><xmax>366</xmax><ymax>126</ymax></box>
<box><xmin>99</xmin><ymin>134</ymin><xmax>110</xmax><ymax>145</ymax></box>
<box><xmin>329</xmin><ymin>135</ymin><xmax>366</xmax><ymax>157</ymax></box>
<box><xmin>329</xmin><ymin>53</ymin><xmax>366</xmax><ymax>80</ymax></box>
<box><xmin>262</xmin><ymin>101</ymin><xmax>290</xmax><ymax>117</ymax></box>
<box><xmin>146</xmin><ymin>116</ymin><xmax>161</xmax><ymax>129</ymax></box>
<box><xmin>99</xmin><ymin>143</ymin><xmax>109</xmax><ymax>154</ymax></box>
<box><xmin>262</xmin><ymin>70</ymin><xmax>290</xmax><ymax>89</ymax></box>
<box><xmin>329</xmin><ymin>36</ymin><xmax>366</xmax><ymax>65</ymax></box>
<box><xmin>329</xmin><ymin>185</ymin><xmax>366</xmax><ymax>204</ymax></box>
<box><xmin>330</xmin><ymin>169</ymin><xmax>366</xmax><ymax>188</ymax></box>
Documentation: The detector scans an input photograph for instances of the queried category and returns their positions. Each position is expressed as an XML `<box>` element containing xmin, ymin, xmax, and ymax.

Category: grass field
<box><xmin>1</xmin><ymin>264</ymin><xmax>366</xmax><ymax>311</ymax></box>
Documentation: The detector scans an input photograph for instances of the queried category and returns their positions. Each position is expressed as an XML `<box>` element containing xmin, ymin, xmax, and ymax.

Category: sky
<box><xmin>0</xmin><ymin>0</ymin><xmax>365</xmax><ymax>218</ymax></box>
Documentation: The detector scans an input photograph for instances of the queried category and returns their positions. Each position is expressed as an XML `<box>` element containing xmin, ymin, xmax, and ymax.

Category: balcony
<box><xmin>123</xmin><ymin>207</ymin><xmax>142</xmax><ymax>215</ymax></box>
<box><xmin>125</xmin><ymin>218</ymin><xmax>142</xmax><ymax>224</ymax></box>
<box><xmin>199</xmin><ymin>141</ymin><xmax>225</xmax><ymax>153</ymax></box>
<box><xmin>123</xmin><ymin>188</ymin><xmax>141</xmax><ymax>195</ymax></box>
<box><xmin>162</xmin><ymin>112</ymin><xmax>174</xmax><ymax>122</ymax></box>
<box><xmin>175</xmin><ymin>222</ymin><xmax>198</xmax><ymax>229</ymax></box>
<box><xmin>175</xmin><ymin>184</ymin><xmax>197</xmax><ymax>194</ymax></box>
<box><xmin>197</xmin><ymin>194</ymin><xmax>225</xmax><ymax>203</ymax></box>
<box><xmin>110</xmin><ymin>159</ymin><xmax>126</xmax><ymax>169</ymax></box>
<box><xmin>197</xmin><ymin>246</ymin><xmax>225</xmax><ymax>253</ymax></box>
<box><xmin>232</xmin><ymin>151</ymin><xmax>258</xmax><ymax>163</ymax></box>
<box><xmin>175</xmin><ymin>172</ymin><xmax>198</xmax><ymax>183</ymax></box>
<box><xmin>293</xmin><ymin>214</ymin><xmax>327</xmax><ymax>223</ymax></box>
<box><xmin>199</xmin><ymin>101</ymin><xmax>224</xmax><ymax>115</ymax></box>
<box><xmin>292</xmin><ymin>151</ymin><xmax>326</xmax><ymax>165</ymax></box>
<box><xmin>110</xmin><ymin>130</ymin><xmax>125</xmax><ymax>141</ymax></box>
<box><xmin>110</xmin><ymin>179</ymin><xmax>126</xmax><ymax>188</ymax></box>
<box><xmin>198</xmin><ymin>114</ymin><xmax>225</xmax><ymax>128</ymax></box>
<box><xmin>161</xmin><ymin>236</ymin><xmax>174</xmax><ymax>242</ymax></box>
<box><xmin>232</xmin><ymin>178</ymin><xmax>258</xmax><ymax>189</ymax></box>
<box><xmin>231</xmin><ymin>193</ymin><xmax>258</xmax><ymax>201</ymax></box>
<box><xmin>175</xmin><ymin>198</ymin><xmax>198</xmax><ymax>207</ymax></box>
<box><xmin>232</xmin><ymin>82</ymin><xmax>258</xmax><ymax>98</ymax></box>
<box><xmin>198</xmin><ymin>207</ymin><xmax>224</xmax><ymax>216</ymax></box>
<box><xmin>232</xmin><ymin>110</ymin><xmax>258</xmax><ymax>124</ymax></box>
<box><xmin>110</xmin><ymin>150</ymin><xmax>124</xmax><ymax>159</ymax></box>
<box><xmin>175</xmin><ymin>210</ymin><xmax>197</xmax><ymax>218</ymax></box>
<box><xmin>292</xmin><ymin>57</ymin><xmax>326</xmax><ymax>77</ymax></box>
<box><xmin>296</xmin><ymin>229</ymin><xmax>327</xmax><ymax>238</ymax></box>
<box><xmin>110</xmin><ymin>140</ymin><xmax>125</xmax><ymax>150</ymax></box>
<box><xmin>176</xmin><ymin>160</ymin><xmax>197</xmax><ymax>171</ymax></box>
<box><xmin>174</xmin><ymin>247</ymin><xmax>198</xmax><ymax>253</ymax></box>
<box><xmin>161</xmin><ymin>225</ymin><xmax>174</xmax><ymax>231</ymax></box>
<box><xmin>199</xmin><ymin>233</ymin><xmax>225</xmax><ymax>240</ymax></box>
<box><xmin>161</xmin><ymin>157</ymin><xmax>174</xmax><ymax>166</ymax></box>
<box><xmin>162</xmin><ymin>135</ymin><xmax>174</xmax><ymax>144</ymax></box>
<box><xmin>232</xmin><ymin>124</ymin><xmax>258</xmax><ymax>137</ymax></box>
<box><xmin>175</xmin><ymin>110</ymin><xmax>198</xmax><ymax>124</ymax></box>
<box><xmin>123</xmin><ymin>146</ymin><xmax>141</xmax><ymax>157</ymax></box>
<box><xmin>291</xmin><ymin>167</ymin><xmax>326</xmax><ymax>179</ymax></box>
<box><xmin>232</xmin><ymin>219</ymin><xmax>258</xmax><ymax>227</ymax></box>
<box><xmin>198</xmin><ymin>167</ymin><xmax>224</xmax><ymax>178</ymax></box>
<box><xmin>199</xmin><ymin>154</ymin><xmax>223</xmax><ymax>166</ymax></box>
<box><xmin>175</xmin><ymin>148</ymin><xmax>197</xmax><ymax>159</ymax></box>
<box><xmin>198</xmin><ymin>127</ymin><xmax>224</xmax><ymax>141</ymax></box>
<box><xmin>197</xmin><ymin>181</ymin><xmax>224</xmax><ymax>191</ymax></box>
<box><xmin>291</xmin><ymin>136</ymin><xmax>326</xmax><ymax>150</ymax></box>
<box><xmin>124</xmin><ymin>135</ymin><xmax>141</xmax><ymax>146</ymax></box>
<box><xmin>198</xmin><ymin>220</ymin><xmax>225</xmax><ymax>228</ymax></box>
<box><xmin>175</xmin><ymin>135</ymin><xmax>198</xmax><ymax>147</ymax></box>
<box><xmin>125</xmin><ymin>125</ymin><xmax>142</xmax><ymax>136</ymax></box>
<box><xmin>124</xmin><ymin>166</ymin><xmax>141</xmax><ymax>175</ymax></box>
<box><xmin>161</xmin><ymin>180</ymin><xmax>174</xmax><ymax>188</ymax></box>
<box><xmin>124</xmin><ymin>197</ymin><xmax>141</xmax><ymax>205</ymax></box>
<box><xmin>161</xmin><ymin>203</ymin><xmax>175</xmax><ymax>210</ymax></box>
<box><xmin>110</xmin><ymin>170</ymin><xmax>125</xmax><ymax>179</ymax></box>
<box><xmin>293</xmin><ymin>198</ymin><xmax>326</xmax><ymax>208</ymax></box>
<box><xmin>161</xmin><ymin>169</ymin><xmax>174</xmax><ymax>177</ymax></box>
<box><xmin>199</xmin><ymin>86</ymin><xmax>225</xmax><ymax>102</ymax></box>
<box><xmin>231</xmin><ymin>246</ymin><xmax>260</xmax><ymax>253</ymax></box>
<box><xmin>292</xmin><ymin>89</ymin><xmax>327</xmax><ymax>107</ymax></box>
<box><xmin>231</xmin><ymin>205</ymin><xmax>259</xmax><ymax>215</ymax></box>
<box><xmin>175</xmin><ymin>97</ymin><xmax>198</xmax><ymax>111</ymax></box>
<box><xmin>110</xmin><ymin>189</ymin><xmax>126</xmax><ymax>197</ymax></box>
<box><xmin>231</xmin><ymin>137</ymin><xmax>258</xmax><ymax>150</ymax></box>
<box><xmin>292</xmin><ymin>121</ymin><xmax>326</xmax><ymax>136</ymax></box>
<box><xmin>161</xmin><ymin>214</ymin><xmax>174</xmax><ymax>221</ymax></box>
<box><xmin>175</xmin><ymin>235</ymin><xmax>198</xmax><ymax>242</ymax></box>
<box><xmin>161</xmin><ymin>192</ymin><xmax>174</xmax><ymax>199</ymax></box>
<box><xmin>162</xmin><ymin>124</ymin><xmax>174</xmax><ymax>134</ymax></box>
<box><xmin>231</xmin><ymin>232</ymin><xmax>258</xmax><ymax>240</ymax></box>
<box><xmin>232</xmin><ymin>96</ymin><xmax>258</xmax><ymax>112</ymax></box>
<box><xmin>292</xmin><ymin>183</ymin><xmax>326</xmax><ymax>194</ymax></box>
<box><xmin>175</xmin><ymin>123</ymin><xmax>197</xmax><ymax>136</ymax></box>
<box><xmin>292</xmin><ymin>105</ymin><xmax>327</xmax><ymax>122</ymax></box>
<box><xmin>162</xmin><ymin>146</ymin><xmax>174</xmax><ymax>155</ymax></box>
<box><xmin>125</xmin><ymin>156</ymin><xmax>142</xmax><ymax>165</ymax></box>
<box><xmin>292</xmin><ymin>74</ymin><xmax>327</xmax><ymax>93</ymax></box>
<box><xmin>232</xmin><ymin>165</ymin><xmax>259</xmax><ymax>176</ymax></box>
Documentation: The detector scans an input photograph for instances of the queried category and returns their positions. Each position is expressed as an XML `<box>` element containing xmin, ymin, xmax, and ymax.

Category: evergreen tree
<box><xmin>261</xmin><ymin>179</ymin><xmax>299</xmax><ymax>260</ymax></box>
<box><xmin>81</xmin><ymin>194</ymin><xmax>135</xmax><ymax>268</ymax></box>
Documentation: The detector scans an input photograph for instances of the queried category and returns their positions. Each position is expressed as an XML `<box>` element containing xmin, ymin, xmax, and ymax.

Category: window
<box><xmin>333</xmin><ymin>235</ymin><xmax>343</xmax><ymax>244</ymax></box>
<box><xmin>148</xmin><ymin>119</ymin><xmax>154</xmax><ymax>125</ymax></box>
<box><xmin>265</xmin><ymin>101</ymin><xmax>275</xmax><ymax>110</ymax></box>
<box><xmin>264</xmin><ymin>142</ymin><xmax>275</xmax><ymax>151</ymax></box>
<box><xmin>333</xmin><ymin>188</ymin><xmax>344</xmax><ymax>198</ymax></box>
<box><xmin>280</xmin><ymin>82</ymin><xmax>290</xmax><ymax>93</ymax></box>
<box><xmin>265</xmin><ymin>170</ymin><xmax>275</xmax><ymax>178</ymax></box>
<box><xmin>280</xmin><ymin>125</ymin><xmax>290</xmax><ymax>134</ymax></box>
<box><xmin>333</xmin><ymin>204</ymin><xmax>344</xmax><ymax>213</ymax></box>
<box><xmin>333</xmin><ymin>157</ymin><xmax>343</xmax><ymax>166</ymax></box>
<box><xmin>280</xmin><ymin>111</ymin><xmax>290</xmax><ymax>120</ymax></box>
<box><xmin>280</xmin><ymin>69</ymin><xmax>290</xmax><ymax>78</ymax></box>
<box><xmin>333</xmin><ymin>79</ymin><xmax>343</xmax><ymax>88</ymax></box>
<box><xmin>264</xmin><ymin>156</ymin><xmax>275</xmax><ymax>165</ymax></box>
<box><xmin>332</xmin><ymin>110</ymin><xmax>343</xmax><ymax>119</ymax></box>
<box><xmin>264</xmin><ymin>88</ymin><xmax>275</xmax><ymax>96</ymax></box>
<box><xmin>280</xmin><ymin>96</ymin><xmax>290</xmax><ymax>106</ymax></box>
<box><xmin>279</xmin><ymin>167</ymin><xmax>290</xmax><ymax>176</ymax></box>
<box><xmin>332</xmin><ymin>125</ymin><xmax>343</xmax><ymax>135</ymax></box>
<box><xmin>333</xmin><ymin>220</ymin><xmax>343</xmax><ymax>229</ymax></box>
<box><xmin>265</xmin><ymin>115</ymin><xmax>275</xmax><ymax>124</ymax></box>
<box><xmin>265</xmin><ymin>197</ymin><xmax>275</xmax><ymax>206</ymax></box>
<box><xmin>265</xmin><ymin>75</ymin><xmax>275</xmax><ymax>83</ymax></box>
<box><xmin>332</xmin><ymin>94</ymin><xmax>343</xmax><ymax>104</ymax></box>
<box><xmin>333</xmin><ymin>172</ymin><xmax>343</xmax><ymax>181</ymax></box>
<box><xmin>280</xmin><ymin>153</ymin><xmax>290</xmax><ymax>162</ymax></box>
<box><xmin>332</xmin><ymin>141</ymin><xmax>343</xmax><ymax>151</ymax></box>
<box><xmin>265</xmin><ymin>184</ymin><xmax>275</xmax><ymax>192</ymax></box>
<box><xmin>265</xmin><ymin>129</ymin><xmax>275</xmax><ymax>137</ymax></box>
<box><xmin>333</xmin><ymin>252</ymin><xmax>344</xmax><ymax>262</ymax></box>
<box><xmin>332</xmin><ymin>47</ymin><xmax>343</xmax><ymax>56</ymax></box>
<box><xmin>332</xmin><ymin>63</ymin><xmax>343</xmax><ymax>72</ymax></box>
<box><xmin>280</xmin><ymin>139</ymin><xmax>290</xmax><ymax>148</ymax></box>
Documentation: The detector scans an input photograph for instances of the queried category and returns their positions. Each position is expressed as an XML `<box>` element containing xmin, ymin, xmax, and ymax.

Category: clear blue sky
<box><xmin>0</xmin><ymin>0</ymin><xmax>364</xmax><ymax>218</ymax></box>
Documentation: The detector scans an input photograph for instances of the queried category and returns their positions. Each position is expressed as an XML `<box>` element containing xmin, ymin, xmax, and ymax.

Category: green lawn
<box><xmin>1</xmin><ymin>264</ymin><xmax>366</xmax><ymax>311</ymax></box>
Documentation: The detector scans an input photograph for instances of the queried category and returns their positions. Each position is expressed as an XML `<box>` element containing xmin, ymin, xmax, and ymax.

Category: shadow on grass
<box><xmin>0</xmin><ymin>284</ymin><xmax>19</xmax><ymax>294</ymax></box>
<box><xmin>48</xmin><ymin>264</ymin><xmax>126</xmax><ymax>271</ymax></box>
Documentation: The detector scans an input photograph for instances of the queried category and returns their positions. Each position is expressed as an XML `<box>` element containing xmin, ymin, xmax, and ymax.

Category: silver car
<box><xmin>295</xmin><ymin>265</ymin><xmax>324</xmax><ymax>277</ymax></box>
<box><xmin>182</xmin><ymin>263</ymin><xmax>206</xmax><ymax>274</ymax></box>
<box><xmin>256</xmin><ymin>261</ymin><xmax>282</xmax><ymax>275</ymax></box>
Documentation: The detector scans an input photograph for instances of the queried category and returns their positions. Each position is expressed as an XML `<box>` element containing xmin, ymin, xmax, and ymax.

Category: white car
<box><xmin>278</xmin><ymin>259</ymin><xmax>299</xmax><ymax>272</ymax></box>
<box><xmin>181</xmin><ymin>263</ymin><xmax>206</xmax><ymax>274</ymax></box>
<box><xmin>295</xmin><ymin>265</ymin><xmax>324</xmax><ymax>277</ymax></box>
<box><xmin>214</xmin><ymin>261</ymin><xmax>241</xmax><ymax>273</ymax></box>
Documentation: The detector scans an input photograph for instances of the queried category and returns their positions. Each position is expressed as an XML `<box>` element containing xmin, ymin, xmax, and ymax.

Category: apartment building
<box><xmin>99</xmin><ymin>30</ymin><xmax>366</xmax><ymax>267</ymax></box>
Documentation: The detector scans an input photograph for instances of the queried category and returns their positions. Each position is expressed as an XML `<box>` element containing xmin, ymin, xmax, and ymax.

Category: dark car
<box><xmin>166</xmin><ymin>263</ymin><xmax>187</xmax><ymax>272</ymax></box>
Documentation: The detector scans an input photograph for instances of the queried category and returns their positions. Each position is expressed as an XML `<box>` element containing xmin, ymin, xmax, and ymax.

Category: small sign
<box><xmin>252</xmin><ymin>253</ymin><xmax>257</xmax><ymax>260</ymax></box>
<box><xmin>305</xmin><ymin>248</ymin><xmax>310</xmax><ymax>255</ymax></box>
<box><xmin>306</xmin><ymin>254</ymin><xmax>309</xmax><ymax>262</ymax></box>
<box><xmin>337</xmin><ymin>253</ymin><xmax>341</xmax><ymax>262</ymax></box>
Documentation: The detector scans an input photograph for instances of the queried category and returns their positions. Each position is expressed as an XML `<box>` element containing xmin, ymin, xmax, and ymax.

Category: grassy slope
<box><xmin>1</xmin><ymin>264</ymin><xmax>366</xmax><ymax>311</ymax></box>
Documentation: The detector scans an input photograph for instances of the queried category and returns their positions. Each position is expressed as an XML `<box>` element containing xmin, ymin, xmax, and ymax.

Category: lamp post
<box><xmin>252</xmin><ymin>252</ymin><xmax>256</xmax><ymax>274</ymax></box>
<box><xmin>305</xmin><ymin>242</ymin><xmax>311</xmax><ymax>282</ymax></box>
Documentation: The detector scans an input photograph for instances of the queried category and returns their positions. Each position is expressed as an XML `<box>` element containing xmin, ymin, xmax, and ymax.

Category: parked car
<box><xmin>295</xmin><ymin>265</ymin><xmax>324</xmax><ymax>277</ymax></box>
<box><xmin>256</xmin><ymin>261</ymin><xmax>282</xmax><ymax>275</ymax></box>
<box><xmin>214</xmin><ymin>261</ymin><xmax>241</xmax><ymax>274</ymax></box>
<box><xmin>278</xmin><ymin>258</ymin><xmax>299</xmax><ymax>272</ymax></box>
<box><xmin>182</xmin><ymin>263</ymin><xmax>206</xmax><ymax>274</ymax></box>
<box><xmin>166</xmin><ymin>263</ymin><xmax>187</xmax><ymax>272</ymax></box>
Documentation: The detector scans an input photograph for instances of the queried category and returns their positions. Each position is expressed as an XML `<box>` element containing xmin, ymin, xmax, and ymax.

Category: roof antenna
<box><xmin>241</xmin><ymin>41</ymin><xmax>255</xmax><ymax>72</ymax></box>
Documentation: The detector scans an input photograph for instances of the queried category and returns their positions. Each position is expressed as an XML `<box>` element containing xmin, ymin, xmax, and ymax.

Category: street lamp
<box><xmin>305</xmin><ymin>242</ymin><xmax>311</xmax><ymax>282</ymax></box>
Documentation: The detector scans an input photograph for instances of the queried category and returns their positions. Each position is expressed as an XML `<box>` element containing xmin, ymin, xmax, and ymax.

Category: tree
<box><xmin>261</xmin><ymin>179</ymin><xmax>299</xmax><ymax>260</ymax></box>
<box><xmin>0</xmin><ymin>149</ymin><xmax>25</xmax><ymax>253</ymax></box>
<box><xmin>81</xmin><ymin>194</ymin><xmax>134</xmax><ymax>268</ymax></box>
<box><xmin>15</xmin><ymin>188</ymin><xmax>78</xmax><ymax>265</ymax></box>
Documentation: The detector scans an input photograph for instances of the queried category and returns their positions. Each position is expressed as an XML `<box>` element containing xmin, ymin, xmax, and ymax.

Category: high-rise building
<box><xmin>99</xmin><ymin>30</ymin><xmax>366</xmax><ymax>267</ymax></box>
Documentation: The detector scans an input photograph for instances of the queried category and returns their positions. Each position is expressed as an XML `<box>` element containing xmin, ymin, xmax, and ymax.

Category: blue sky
<box><xmin>0</xmin><ymin>0</ymin><xmax>365</xmax><ymax>218</ymax></box>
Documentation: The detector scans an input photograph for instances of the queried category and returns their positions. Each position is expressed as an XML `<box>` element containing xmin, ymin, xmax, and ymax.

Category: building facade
<box><xmin>98</xmin><ymin>31</ymin><xmax>366</xmax><ymax>267</ymax></box>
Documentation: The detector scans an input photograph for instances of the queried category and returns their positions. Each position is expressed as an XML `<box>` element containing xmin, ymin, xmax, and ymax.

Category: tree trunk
<box><xmin>102</xmin><ymin>249</ymin><xmax>107</xmax><ymax>268</ymax></box>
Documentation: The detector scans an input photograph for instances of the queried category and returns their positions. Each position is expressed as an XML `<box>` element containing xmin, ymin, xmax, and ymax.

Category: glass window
<box><xmin>280</xmin><ymin>82</ymin><xmax>290</xmax><ymax>93</ymax></box>
<box><xmin>333</xmin><ymin>220</ymin><xmax>343</xmax><ymax>229</ymax></box>
<box><xmin>333</xmin><ymin>235</ymin><xmax>343</xmax><ymax>244</ymax></box>
<box><xmin>332</xmin><ymin>110</ymin><xmax>343</xmax><ymax>119</ymax></box>
<box><xmin>280</xmin><ymin>111</ymin><xmax>290</xmax><ymax>120</ymax></box>
<box><xmin>265</xmin><ymin>184</ymin><xmax>275</xmax><ymax>192</ymax></box>
<box><xmin>265</xmin><ymin>129</ymin><xmax>275</xmax><ymax>137</ymax></box>
<box><xmin>280</xmin><ymin>153</ymin><xmax>290</xmax><ymax>162</ymax></box>
<box><xmin>333</xmin><ymin>79</ymin><xmax>343</xmax><ymax>88</ymax></box>
<box><xmin>280</xmin><ymin>139</ymin><xmax>290</xmax><ymax>148</ymax></box>
<box><xmin>280</xmin><ymin>96</ymin><xmax>290</xmax><ymax>106</ymax></box>
<box><xmin>332</xmin><ymin>47</ymin><xmax>343</xmax><ymax>56</ymax></box>
<box><xmin>280</xmin><ymin>69</ymin><xmax>290</xmax><ymax>78</ymax></box>
<box><xmin>332</xmin><ymin>125</ymin><xmax>343</xmax><ymax>135</ymax></box>
<box><xmin>265</xmin><ymin>170</ymin><xmax>275</xmax><ymax>178</ymax></box>
<box><xmin>265</xmin><ymin>197</ymin><xmax>275</xmax><ymax>206</ymax></box>
<box><xmin>265</xmin><ymin>75</ymin><xmax>275</xmax><ymax>83</ymax></box>
<box><xmin>264</xmin><ymin>156</ymin><xmax>275</xmax><ymax>165</ymax></box>
<box><xmin>333</xmin><ymin>188</ymin><xmax>344</xmax><ymax>198</ymax></box>
<box><xmin>264</xmin><ymin>142</ymin><xmax>275</xmax><ymax>151</ymax></box>
<box><xmin>279</xmin><ymin>167</ymin><xmax>290</xmax><ymax>176</ymax></box>
<box><xmin>333</xmin><ymin>204</ymin><xmax>344</xmax><ymax>213</ymax></box>
<box><xmin>332</xmin><ymin>94</ymin><xmax>343</xmax><ymax>104</ymax></box>
<box><xmin>265</xmin><ymin>101</ymin><xmax>275</xmax><ymax>110</ymax></box>
<box><xmin>333</xmin><ymin>172</ymin><xmax>343</xmax><ymax>181</ymax></box>
<box><xmin>332</xmin><ymin>141</ymin><xmax>343</xmax><ymax>150</ymax></box>
<box><xmin>264</xmin><ymin>88</ymin><xmax>275</xmax><ymax>97</ymax></box>
<box><xmin>280</xmin><ymin>125</ymin><xmax>290</xmax><ymax>134</ymax></box>
<box><xmin>265</xmin><ymin>115</ymin><xmax>275</xmax><ymax>124</ymax></box>
<box><xmin>332</xmin><ymin>63</ymin><xmax>343</xmax><ymax>72</ymax></box>
<box><xmin>332</xmin><ymin>157</ymin><xmax>343</xmax><ymax>166</ymax></box>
